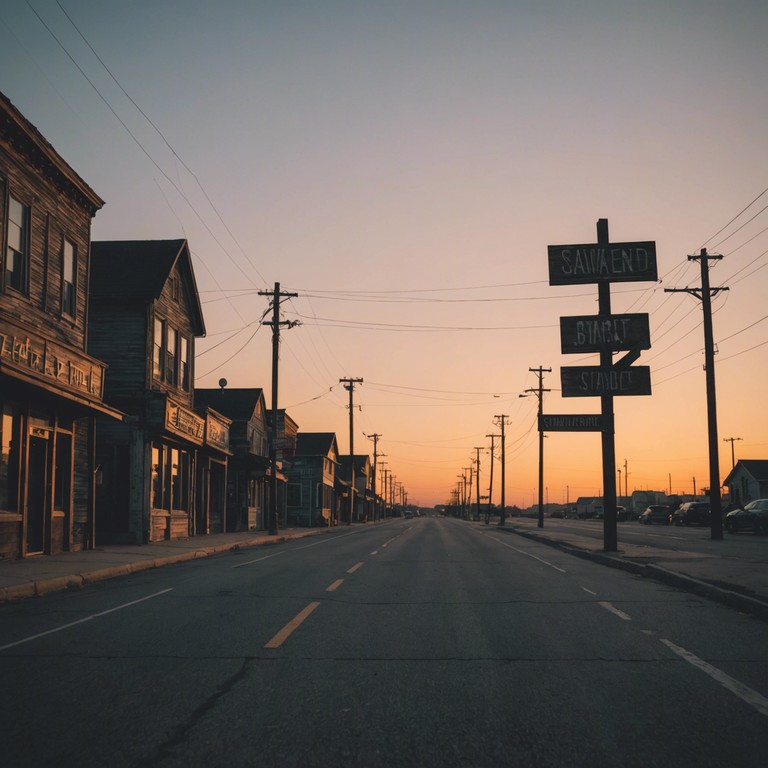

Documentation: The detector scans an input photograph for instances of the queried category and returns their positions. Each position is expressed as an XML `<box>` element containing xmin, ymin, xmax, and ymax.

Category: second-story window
<box><xmin>6</xmin><ymin>195</ymin><xmax>30</xmax><ymax>294</ymax></box>
<box><xmin>153</xmin><ymin>317</ymin><xmax>189</xmax><ymax>390</ymax></box>
<box><xmin>153</xmin><ymin>318</ymin><xmax>165</xmax><ymax>380</ymax></box>
<box><xmin>179</xmin><ymin>336</ymin><xmax>189</xmax><ymax>391</ymax></box>
<box><xmin>166</xmin><ymin>328</ymin><xmax>177</xmax><ymax>386</ymax></box>
<box><xmin>62</xmin><ymin>239</ymin><xmax>76</xmax><ymax>317</ymax></box>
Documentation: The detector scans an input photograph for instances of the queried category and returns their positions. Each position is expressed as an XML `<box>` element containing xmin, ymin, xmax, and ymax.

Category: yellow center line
<box><xmin>264</xmin><ymin>601</ymin><xmax>320</xmax><ymax>649</ymax></box>
<box><xmin>326</xmin><ymin>578</ymin><xmax>344</xmax><ymax>592</ymax></box>
<box><xmin>347</xmin><ymin>562</ymin><xmax>364</xmax><ymax>574</ymax></box>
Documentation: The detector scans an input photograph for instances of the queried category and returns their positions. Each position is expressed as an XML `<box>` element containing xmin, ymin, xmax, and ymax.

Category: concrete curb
<box><xmin>0</xmin><ymin>526</ymin><xmax>332</xmax><ymax>604</ymax></box>
<box><xmin>506</xmin><ymin>524</ymin><xmax>768</xmax><ymax>623</ymax></box>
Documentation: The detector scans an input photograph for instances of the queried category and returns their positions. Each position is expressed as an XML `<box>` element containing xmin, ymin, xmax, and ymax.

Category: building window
<box><xmin>170</xmin><ymin>276</ymin><xmax>180</xmax><ymax>302</ymax></box>
<box><xmin>0</xmin><ymin>403</ymin><xmax>20</xmax><ymax>511</ymax></box>
<box><xmin>6</xmin><ymin>196</ymin><xmax>30</xmax><ymax>294</ymax></box>
<box><xmin>151</xmin><ymin>445</ymin><xmax>164</xmax><ymax>510</ymax></box>
<box><xmin>166</xmin><ymin>329</ymin><xmax>177</xmax><ymax>386</ymax></box>
<box><xmin>153</xmin><ymin>317</ymin><xmax>189</xmax><ymax>390</ymax></box>
<box><xmin>151</xmin><ymin>444</ymin><xmax>191</xmax><ymax>512</ymax></box>
<box><xmin>153</xmin><ymin>318</ymin><xmax>165</xmax><ymax>380</ymax></box>
<box><xmin>53</xmin><ymin>433</ymin><xmax>72</xmax><ymax>512</ymax></box>
<box><xmin>179</xmin><ymin>335</ymin><xmax>189</xmax><ymax>391</ymax></box>
<box><xmin>62</xmin><ymin>239</ymin><xmax>76</xmax><ymax>317</ymax></box>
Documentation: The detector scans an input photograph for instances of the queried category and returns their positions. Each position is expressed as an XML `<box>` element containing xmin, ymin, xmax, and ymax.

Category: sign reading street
<box><xmin>561</xmin><ymin>365</ymin><xmax>652</xmax><ymax>397</ymax></box>
<box><xmin>538</xmin><ymin>413</ymin><xmax>610</xmax><ymax>432</ymax></box>
<box><xmin>560</xmin><ymin>313</ymin><xmax>651</xmax><ymax>354</ymax></box>
<box><xmin>548</xmin><ymin>241</ymin><xmax>657</xmax><ymax>285</ymax></box>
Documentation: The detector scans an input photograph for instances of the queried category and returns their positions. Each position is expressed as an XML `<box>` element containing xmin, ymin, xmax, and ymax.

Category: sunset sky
<box><xmin>3</xmin><ymin>0</ymin><xmax>767</xmax><ymax>508</ymax></box>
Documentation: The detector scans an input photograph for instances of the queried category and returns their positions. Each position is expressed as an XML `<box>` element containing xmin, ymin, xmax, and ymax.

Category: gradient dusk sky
<box><xmin>3</xmin><ymin>0</ymin><xmax>767</xmax><ymax>507</ymax></box>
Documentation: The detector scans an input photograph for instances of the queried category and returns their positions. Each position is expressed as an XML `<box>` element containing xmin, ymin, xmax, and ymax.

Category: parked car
<box><xmin>639</xmin><ymin>505</ymin><xmax>671</xmax><ymax>525</ymax></box>
<box><xmin>725</xmin><ymin>499</ymin><xmax>768</xmax><ymax>535</ymax></box>
<box><xmin>672</xmin><ymin>502</ymin><xmax>711</xmax><ymax>526</ymax></box>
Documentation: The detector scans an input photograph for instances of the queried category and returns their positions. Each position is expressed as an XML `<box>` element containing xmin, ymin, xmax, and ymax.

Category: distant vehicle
<box><xmin>725</xmin><ymin>499</ymin><xmax>768</xmax><ymax>535</ymax></box>
<box><xmin>616</xmin><ymin>505</ymin><xmax>627</xmax><ymax>521</ymax></box>
<box><xmin>672</xmin><ymin>502</ymin><xmax>711</xmax><ymax>527</ymax></box>
<box><xmin>639</xmin><ymin>505</ymin><xmax>671</xmax><ymax>525</ymax></box>
<box><xmin>403</xmin><ymin>510</ymin><xmax>414</xmax><ymax>519</ymax></box>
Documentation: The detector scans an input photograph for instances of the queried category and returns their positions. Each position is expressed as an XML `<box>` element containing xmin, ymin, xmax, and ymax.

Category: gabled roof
<box><xmin>724</xmin><ymin>459</ymin><xmax>768</xmax><ymax>485</ymax></box>
<box><xmin>0</xmin><ymin>90</ymin><xmax>104</xmax><ymax>215</ymax></box>
<box><xmin>90</xmin><ymin>239</ymin><xmax>205</xmax><ymax>335</ymax></box>
<box><xmin>339</xmin><ymin>455</ymin><xmax>371</xmax><ymax>474</ymax></box>
<box><xmin>296</xmin><ymin>432</ymin><xmax>338</xmax><ymax>459</ymax></box>
<box><xmin>195</xmin><ymin>388</ymin><xmax>265</xmax><ymax>422</ymax></box>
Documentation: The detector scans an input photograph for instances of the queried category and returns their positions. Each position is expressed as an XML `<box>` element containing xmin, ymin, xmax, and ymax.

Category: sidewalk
<box><xmin>487</xmin><ymin>517</ymin><xmax>768</xmax><ymax>622</ymax></box>
<box><xmin>0</xmin><ymin>526</ymin><xmax>331</xmax><ymax>603</ymax></box>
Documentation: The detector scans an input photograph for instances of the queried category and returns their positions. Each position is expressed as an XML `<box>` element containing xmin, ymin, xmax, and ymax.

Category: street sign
<box><xmin>538</xmin><ymin>413</ymin><xmax>610</xmax><ymax>432</ymax></box>
<box><xmin>561</xmin><ymin>365</ymin><xmax>652</xmax><ymax>397</ymax></box>
<box><xmin>560</xmin><ymin>313</ymin><xmax>650</xmax><ymax>354</ymax></box>
<box><xmin>548</xmin><ymin>241</ymin><xmax>657</xmax><ymax>285</ymax></box>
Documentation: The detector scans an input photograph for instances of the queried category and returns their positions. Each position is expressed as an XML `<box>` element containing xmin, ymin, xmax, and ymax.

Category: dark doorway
<box><xmin>26</xmin><ymin>434</ymin><xmax>48</xmax><ymax>553</ymax></box>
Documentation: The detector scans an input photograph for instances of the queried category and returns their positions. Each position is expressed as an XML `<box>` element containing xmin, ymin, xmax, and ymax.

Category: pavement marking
<box><xmin>370</xmin><ymin>550</ymin><xmax>379</xmax><ymax>556</ymax></box>
<box><xmin>660</xmin><ymin>638</ymin><xmax>768</xmax><ymax>718</ymax></box>
<box><xmin>326</xmin><ymin>579</ymin><xmax>344</xmax><ymax>592</ymax></box>
<box><xmin>264</xmin><ymin>601</ymin><xmax>321</xmax><ymax>649</ymax></box>
<box><xmin>232</xmin><ymin>551</ymin><xmax>286</xmax><ymax>569</ymax></box>
<box><xmin>347</xmin><ymin>562</ymin><xmax>364</xmax><ymax>574</ymax></box>
<box><xmin>581</xmin><ymin>587</ymin><xmax>597</xmax><ymax>595</ymax></box>
<box><xmin>485</xmin><ymin>535</ymin><xmax>567</xmax><ymax>573</ymax></box>
<box><xmin>598</xmin><ymin>601</ymin><xmax>632</xmax><ymax>621</ymax></box>
<box><xmin>0</xmin><ymin>588</ymin><xmax>174</xmax><ymax>652</ymax></box>
<box><xmin>293</xmin><ymin>530</ymin><xmax>363</xmax><ymax>550</ymax></box>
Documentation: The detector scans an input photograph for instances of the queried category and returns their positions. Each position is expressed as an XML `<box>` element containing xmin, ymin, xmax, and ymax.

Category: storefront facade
<box><xmin>88</xmin><ymin>239</ymin><xmax>223</xmax><ymax>544</ymax></box>
<box><xmin>0</xmin><ymin>91</ymin><xmax>122</xmax><ymax>559</ymax></box>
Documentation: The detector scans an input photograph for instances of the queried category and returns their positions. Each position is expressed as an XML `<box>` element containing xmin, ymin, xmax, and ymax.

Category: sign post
<box><xmin>547</xmin><ymin>220</ymin><xmax>657</xmax><ymax>552</ymax></box>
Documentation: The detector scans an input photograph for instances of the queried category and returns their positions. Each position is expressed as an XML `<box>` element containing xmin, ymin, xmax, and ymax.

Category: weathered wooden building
<box><xmin>195</xmin><ymin>387</ymin><xmax>269</xmax><ymax>531</ymax></box>
<box><xmin>286</xmin><ymin>433</ymin><xmax>339</xmax><ymax>526</ymax></box>
<box><xmin>88</xmin><ymin>239</ymin><xmax>229</xmax><ymax>543</ymax></box>
<box><xmin>339</xmin><ymin>455</ymin><xmax>373</xmax><ymax>522</ymax></box>
<box><xmin>0</xmin><ymin>91</ymin><xmax>123</xmax><ymax>559</ymax></box>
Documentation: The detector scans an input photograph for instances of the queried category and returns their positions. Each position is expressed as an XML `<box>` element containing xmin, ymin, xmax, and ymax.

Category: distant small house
<box><xmin>724</xmin><ymin>460</ymin><xmax>768</xmax><ymax>506</ymax></box>
<box><xmin>286</xmin><ymin>433</ymin><xmax>339</xmax><ymax>526</ymax></box>
<box><xmin>339</xmin><ymin>454</ymin><xmax>372</xmax><ymax>522</ymax></box>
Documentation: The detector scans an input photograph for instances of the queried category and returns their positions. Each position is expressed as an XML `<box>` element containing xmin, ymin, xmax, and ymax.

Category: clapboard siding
<box><xmin>88</xmin><ymin>302</ymin><xmax>150</xmax><ymax>397</ymax></box>
<box><xmin>1</xmin><ymin>141</ymin><xmax>93</xmax><ymax>350</ymax></box>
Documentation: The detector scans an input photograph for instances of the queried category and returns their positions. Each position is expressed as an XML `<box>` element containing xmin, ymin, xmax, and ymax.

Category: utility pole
<box><xmin>258</xmin><ymin>282</ymin><xmax>299</xmax><ymax>535</ymax></box>
<box><xmin>596</xmin><ymin>219</ymin><xmax>619</xmax><ymax>551</ymax></box>
<box><xmin>485</xmin><ymin>433</ymin><xmax>499</xmax><ymax>524</ymax></box>
<box><xmin>380</xmin><ymin>464</ymin><xmax>389</xmax><ymax>517</ymax></box>
<box><xmin>665</xmin><ymin>249</ymin><xmax>728</xmax><ymax>540</ymax></box>
<box><xmin>623</xmin><ymin>459</ymin><xmax>629</xmax><ymax>498</ymax></box>
<box><xmin>474</xmin><ymin>447</ymin><xmax>483</xmax><ymax>522</ymax></box>
<box><xmin>723</xmin><ymin>437</ymin><xmax>742</xmax><ymax>469</ymax></box>
<box><xmin>367</xmin><ymin>434</ymin><xmax>382</xmax><ymax>521</ymax></box>
<box><xmin>494</xmin><ymin>415</ymin><xmax>509</xmax><ymax>526</ymax></box>
<box><xmin>339</xmin><ymin>377</ymin><xmax>363</xmax><ymax>525</ymax></box>
<box><xmin>523</xmin><ymin>366</ymin><xmax>551</xmax><ymax>529</ymax></box>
